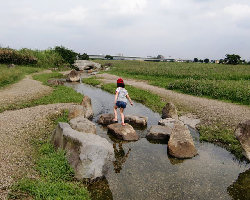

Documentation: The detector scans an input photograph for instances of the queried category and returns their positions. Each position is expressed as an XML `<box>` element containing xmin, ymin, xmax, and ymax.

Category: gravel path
<box><xmin>0</xmin><ymin>103</ymin><xmax>78</xmax><ymax>199</ymax></box>
<box><xmin>97</xmin><ymin>73</ymin><xmax>250</xmax><ymax>127</ymax></box>
<box><xmin>0</xmin><ymin>71</ymin><xmax>53</xmax><ymax>108</ymax></box>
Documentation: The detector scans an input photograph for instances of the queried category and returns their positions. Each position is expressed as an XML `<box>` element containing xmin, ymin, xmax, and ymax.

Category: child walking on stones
<box><xmin>113</xmin><ymin>78</ymin><xmax>133</xmax><ymax>126</ymax></box>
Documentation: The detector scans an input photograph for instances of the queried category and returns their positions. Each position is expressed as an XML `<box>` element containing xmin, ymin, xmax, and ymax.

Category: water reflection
<box><xmin>88</xmin><ymin>177</ymin><xmax>113</xmax><ymax>200</ymax></box>
<box><xmin>227</xmin><ymin>169</ymin><xmax>250</xmax><ymax>200</ymax></box>
<box><xmin>113</xmin><ymin>142</ymin><xmax>131</xmax><ymax>173</ymax></box>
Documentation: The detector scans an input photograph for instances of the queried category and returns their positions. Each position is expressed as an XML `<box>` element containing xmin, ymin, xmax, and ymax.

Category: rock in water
<box><xmin>81</xmin><ymin>96</ymin><xmax>94</xmax><ymax>119</ymax></box>
<box><xmin>66</xmin><ymin>70</ymin><xmax>80</xmax><ymax>82</ymax></box>
<box><xmin>98</xmin><ymin>113</ymin><xmax>115</xmax><ymax>125</ymax></box>
<box><xmin>158</xmin><ymin>118</ymin><xmax>176</xmax><ymax>128</ymax></box>
<box><xmin>52</xmin><ymin>122</ymin><xmax>114</xmax><ymax>181</ymax></box>
<box><xmin>68</xmin><ymin>105</ymin><xmax>85</xmax><ymax>119</ymax></box>
<box><xmin>162</xmin><ymin>102</ymin><xmax>178</xmax><ymax>120</ymax></box>
<box><xmin>70</xmin><ymin>116</ymin><xmax>96</xmax><ymax>134</ymax></box>
<box><xmin>147</xmin><ymin>125</ymin><xmax>172</xmax><ymax>140</ymax></box>
<box><xmin>107</xmin><ymin>123</ymin><xmax>139</xmax><ymax>141</ymax></box>
<box><xmin>124</xmin><ymin>115</ymin><xmax>148</xmax><ymax>127</ymax></box>
<box><xmin>235</xmin><ymin>120</ymin><xmax>250</xmax><ymax>161</ymax></box>
<box><xmin>168</xmin><ymin>121</ymin><xmax>197</xmax><ymax>159</ymax></box>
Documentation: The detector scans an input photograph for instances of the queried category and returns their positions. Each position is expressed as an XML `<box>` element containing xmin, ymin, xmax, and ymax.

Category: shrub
<box><xmin>0</xmin><ymin>48</ymin><xmax>37</xmax><ymax>65</ymax></box>
<box><xmin>54</xmin><ymin>46</ymin><xmax>78</xmax><ymax>65</ymax></box>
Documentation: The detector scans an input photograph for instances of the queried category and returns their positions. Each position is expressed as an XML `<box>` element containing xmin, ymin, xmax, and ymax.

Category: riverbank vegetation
<box><xmin>96</xmin><ymin>60</ymin><xmax>250</xmax><ymax>105</ymax></box>
<box><xmin>9</xmin><ymin>111</ymin><xmax>90</xmax><ymax>200</ymax></box>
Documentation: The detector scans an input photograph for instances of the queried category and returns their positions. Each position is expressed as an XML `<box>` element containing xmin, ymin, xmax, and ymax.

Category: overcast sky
<box><xmin>1</xmin><ymin>0</ymin><xmax>250</xmax><ymax>60</ymax></box>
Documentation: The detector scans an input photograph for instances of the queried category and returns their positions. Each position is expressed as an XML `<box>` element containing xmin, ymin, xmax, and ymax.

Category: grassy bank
<box><xmin>83</xmin><ymin>77</ymin><xmax>244</xmax><ymax>160</ymax></box>
<box><xmin>0</xmin><ymin>64</ymin><xmax>41</xmax><ymax>88</ymax></box>
<box><xmin>0</xmin><ymin>72</ymin><xmax>83</xmax><ymax>113</ymax></box>
<box><xmin>96</xmin><ymin>60</ymin><xmax>250</xmax><ymax>105</ymax></box>
<box><xmin>9</xmin><ymin>111</ymin><xmax>90</xmax><ymax>200</ymax></box>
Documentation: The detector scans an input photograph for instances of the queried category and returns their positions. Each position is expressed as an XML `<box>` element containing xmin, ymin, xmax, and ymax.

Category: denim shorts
<box><xmin>116</xmin><ymin>101</ymin><xmax>127</xmax><ymax>108</ymax></box>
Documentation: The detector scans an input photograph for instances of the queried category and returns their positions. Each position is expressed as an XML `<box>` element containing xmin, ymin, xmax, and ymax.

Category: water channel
<box><xmin>66</xmin><ymin>82</ymin><xmax>250</xmax><ymax>200</ymax></box>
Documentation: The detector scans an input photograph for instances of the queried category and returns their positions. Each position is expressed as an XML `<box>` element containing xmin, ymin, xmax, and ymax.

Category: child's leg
<box><xmin>113</xmin><ymin>105</ymin><xmax>118</xmax><ymax>121</ymax></box>
<box><xmin>120</xmin><ymin>108</ymin><xmax>125</xmax><ymax>125</ymax></box>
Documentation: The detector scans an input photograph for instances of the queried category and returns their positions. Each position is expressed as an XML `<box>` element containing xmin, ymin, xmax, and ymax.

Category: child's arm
<box><xmin>114</xmin><ymin>91</ymin><xmax>118</xmax><ymax>104</ymax></box>
<box><xmin>126</xmin><ymin>94</ymin><xmax>133</xmax><ymax>106</ymax></box>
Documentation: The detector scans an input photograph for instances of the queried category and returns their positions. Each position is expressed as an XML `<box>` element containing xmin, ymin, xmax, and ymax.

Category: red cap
<box><xmin>117</xmin><ymin>78</ymin><xmax>124</xmax><ymax>84</ymax></box>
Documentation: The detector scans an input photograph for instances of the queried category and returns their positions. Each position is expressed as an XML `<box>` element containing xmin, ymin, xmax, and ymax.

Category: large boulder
<box><xmin>66</xmin><ymin>70</ymin><xmax>80</xmax><ymax>82</ymax></box>
<box><xmin>147</xmin><ymin>125</ymin><xmax>172</xmax><ymax>140</ymax></box>
<box><xmin>124</xmin><ymin>115</ymin><xmax>148</xmax><ymax>127</ymax></box>
<box><xmin>158</xmin><ymin>118</ymin><xmax>176</xmax><ymax>128</ymax></box>
<box><xmin>74</xmin><ymin>60</ymin><xmax>101</xmax><ymax>71</ymax></box>
<box><xmin>52</xmin><ymin>122</ymin><xmax>114</xmax><ymax>181</ymax></box>
<box><xmin>168</xmin><ymin>121</ymin><xmax>197</xmax><ymax>159</ymax></box>
<box><xmin>235</xmin><ymin>120</ymin><xmax>250</xmax><ymax>161</ymax></box>
<box><xmin>81</xmin><ymin>96</ymin><xmax>94</xmax><ymax>119</ymax></box>
<box><xmin>107</xmin><ymin>123</ymin><xmax>139</xmax><ymax>141</ymax></box>
<box><xmin>70</xmin><ymin>116</ymin><xmax>96</xmax><ymax>134</ymax></box>
<box><xmin>162</xmin><ymin>102</ymin><xmax>178</xmax><ymax>120</ymax></box>
<box><xmin>98</xmin><ymin>113</ymin><xmax>115</xmax><ymax>125</ymax></box>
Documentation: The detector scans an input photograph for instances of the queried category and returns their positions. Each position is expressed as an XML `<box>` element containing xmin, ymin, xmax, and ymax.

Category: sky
<box><xmin>0</xmin><ymin>0</ymin><xmax>250</xmax><ymax>60</ymax></box>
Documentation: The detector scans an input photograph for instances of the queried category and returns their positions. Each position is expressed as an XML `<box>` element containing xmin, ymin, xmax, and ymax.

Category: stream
<box><xmin>66</xmin><ymin>82</ymin><xmax>250</xmax><ymax>200</ymax></box>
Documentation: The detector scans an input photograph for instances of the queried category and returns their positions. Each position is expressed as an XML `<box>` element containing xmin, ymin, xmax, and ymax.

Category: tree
<box><xmin>54</xmin><ymin>46</ymin><xmax>78</xmax><ymax>65</ymax></box>
<box><xmin>193</xmin><ymin>58</ymin><xmax>198</xmax><ymax>62</ymax></box>
<box><xmin>224</xmin><ymin>54</ymin><xmax>242</xmax><ymax>65</ymax></box>
<box><xmin>204</xmin><ymin>58</ymin><xmax>209</xmax><ymax>63</ymax></box>
<box><xmin>105</xmin><ymin>55</ymin><xmax>113</xmax><ymax>60</ymax></box>
<box><xmin>199</xmin><ymin>59</ymin><xmax>204</xmax><ymax>63</ymax></box>
<box><xmin>78</xmin><ymin>53</ymin><xmax>89</xmax><ymax>60</ymax></box>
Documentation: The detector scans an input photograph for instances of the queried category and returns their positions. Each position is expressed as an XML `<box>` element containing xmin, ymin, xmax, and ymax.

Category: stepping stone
<box><xmin>107</xmin><ymin>123</ymin><xmax>139</xmax><ymax>141</ymax></box>
<box><xmin>147</xmin><ymin>125</ymin><xmax>172</xmax><ymax>140</ymax></box>
<box><xmin>125</xmin><ymin>115</ymin><xmax>148</xmax><ymax>127</ymax></box>
<box><xmin>98</xmin><ymin>113</ymin><xmax>115</xmax><ymax>125</ymax></box>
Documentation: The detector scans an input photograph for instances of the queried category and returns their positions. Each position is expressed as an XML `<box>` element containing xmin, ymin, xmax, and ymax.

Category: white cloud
<box><xmin>224</xmin><ymin>4</ymin><xmax>250</xmax><ymax>19</ymax></box>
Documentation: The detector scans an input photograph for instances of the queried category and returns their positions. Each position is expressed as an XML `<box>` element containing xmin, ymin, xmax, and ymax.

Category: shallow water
<box><xmin>67</xmin><ymin>83</ymin><xmax>250</xmax><ymax>200</ymax></box>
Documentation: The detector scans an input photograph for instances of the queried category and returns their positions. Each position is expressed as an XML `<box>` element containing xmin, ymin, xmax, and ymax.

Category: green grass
<box><xmin>0</xmin><ymin>72</ymin><xmax>83</xmax><ymax>113</ymax></box>
<box><xmin>0</xmin><ymin>64</ymin><xmax>41</xmax><ymax>88</ymax></box>
<box><xmin>9</xmin><ymin>112</ymin><xmax>90</xmax><ymax>200</ymax></box>
<box><xmin>95</xmin><ymin>60</ymin><xmax>250</xmax><ymax>105</ymax></box>
<box><xmin>199</xmin><ymin>124</ymin><xmax>244</xmax><ymax>159</ymax></box>
<box><xmin>82</xmin><ymin>76</ymin><xmax>102</xmax><ymax>86</ymax></box>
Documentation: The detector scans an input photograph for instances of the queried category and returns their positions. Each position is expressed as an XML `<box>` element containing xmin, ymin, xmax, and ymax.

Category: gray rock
<box><xmin>124</xmin><ymin>115</ymin><xmax>148</xmax><ymax>127</ymax></box>
<box><xmin>235</xmin><ymin>120</ymin><xmax>250</xmax><ymax>161</ymax></box>
<box><xmin>66</xmin><ymin>70</ymin><xmax>80</xmax><ymax>82</ymax></box>
<box><xmin>179</xmin><ymin>114</ymin><xmax>201</xmax><ymax>129</ymax></box>
<box><xmin>74</xmin><ymin>60</ymin><xmax>101</xmax><ymax>71</ymax></box>
<box><xmin>98</xmin><ymin>113</ymin><xmax>115</xmax><ymax>125</ymax></box>
<box><xmin>158</xmin><ymin>118</ymin><xmax>176</xmax><ymax>128</ymax></box>
<box><xmin>162</xmin><ymin>102</ymin><xmax>178</xmax><ymax>120</ymax></box>
<box><xmin>70</xmin><ymin>116</ymin><xmax>96</xmax><ymax>134</ymax></box>
<box><xmin>52</xmin><ymin>122</ymin><xmax>114</xmax><ymax>181</ymax></box>
<box><xmin>107</xmin><ymin>123</ymin><xmax>139</xmax><ymax>141</ymax></box>
<box><xmin>168</xmin><ymin>121</ymin><xmax>197</xmax><ymax>159</ymax></box>
<box><xmin>81</xmin><ymin>96</ymin><xmax>94</xmax><ymax>119</ymax></box>
<box><xmin>147</xmin><ymin>125</ymin><xmax>172</xmax><ymax>140</ymax></box>
<box><xmin>7</xmin><ymin>64</ymin><xmax>15</xmax><ymax>68</ymax></box>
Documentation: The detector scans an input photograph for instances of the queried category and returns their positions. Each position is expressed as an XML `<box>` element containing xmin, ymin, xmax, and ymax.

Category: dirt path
<box><xmin>0</xmin><ymin>70</ymin><xmax>53</xmax><ymax>108</ymax></box>
<box><xmin>97</xmin><ymin>73</ymin><xmax>250</xmax><ymax>127</ymax></box>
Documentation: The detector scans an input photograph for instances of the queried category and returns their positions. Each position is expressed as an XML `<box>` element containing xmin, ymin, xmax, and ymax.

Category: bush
<box><xmin>0</xmin><ymin>48</ymin><xmax>37</xmax><ymax>65</ymax></box>
<box><xmin>54</xmin><ymin>46</ymin><xmax>78</xmax><ymax>65</ymax></box>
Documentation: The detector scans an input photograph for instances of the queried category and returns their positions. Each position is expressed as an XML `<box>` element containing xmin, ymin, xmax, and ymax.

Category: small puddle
<box><xmin>66</xmin><ymin>83</ymin><xmax>250</xmax><ymax>200</ymax></box>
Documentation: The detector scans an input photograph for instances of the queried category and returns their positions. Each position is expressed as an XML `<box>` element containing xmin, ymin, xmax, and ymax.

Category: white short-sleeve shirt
<box><xmin>116</xmin><ymin>87</ymin><xmax>128</xmax><ymax>103</ymax></box>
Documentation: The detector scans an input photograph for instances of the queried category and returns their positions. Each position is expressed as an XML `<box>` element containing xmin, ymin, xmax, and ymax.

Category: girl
<box><xmin>113</xmin><ymin>78</ymin><xmax>133</xmax><ymax>126</ymax></box>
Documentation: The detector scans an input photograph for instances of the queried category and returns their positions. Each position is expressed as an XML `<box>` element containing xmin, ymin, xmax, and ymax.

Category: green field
<box><xmin>96</xmin><ymin>60</ymin><xmax>250</xmax><ymax>105</ymax></box>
